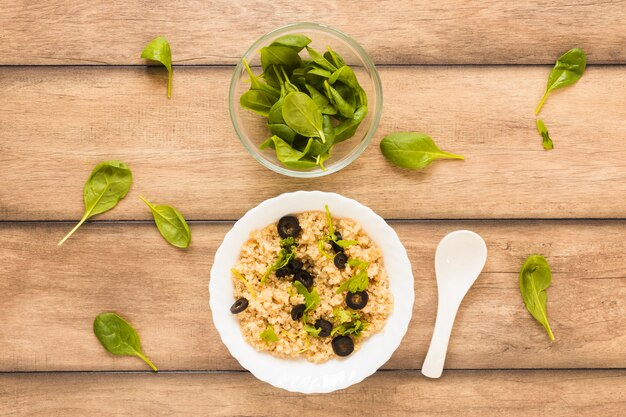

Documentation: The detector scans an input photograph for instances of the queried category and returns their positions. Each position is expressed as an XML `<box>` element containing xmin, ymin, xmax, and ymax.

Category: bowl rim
<box><xmin>228</xmin><ymin>22</ymin><xmax>384</xmax><ymax>178</ymax></box>
<box><xmin>209</xmin><ymin>191</ymin><xmax>414</xmax><ymax>393</ymax></box>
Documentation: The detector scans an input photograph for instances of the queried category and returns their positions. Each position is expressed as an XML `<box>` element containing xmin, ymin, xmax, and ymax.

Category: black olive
<box><xmin>291</xmin><ymin>304</ymin><xmax>306</xmax><ymax>321</ymax></box>
<box><xmin>275</xmin><ymin>265</ymin><xmax>292</xmax><ymax>278</ymax></box>
<box><xmin>277</xmin><ymin>215</ymin><xmax>301</xmax><ymax>239</ymax></box>
<box><xmin>230</xmin><ymin>297</ymin><xmax>249</xmax><ymax>314</ymax></box>
<box><xmin>334</xmin><ymin>252</ymin><xmax>348</xmax><ymax>269</ymax></box>
<box><xmin>346</xmin><ymin>291</ymin><xmax>369</xmax><ymax>309</ymax></box>
<box><xmin>293</xmin><ymin>269</ymin><xmax>314</xmax><ymax>289</ymax></box>
<box><xmin>332</xmin><ymin>335</ymin><xmax>355</xmax><ymax>356</ymax></box>
<box><xmin>330</xmin><ymin>231</ymin><xmax>344</xmax><ymax>253</ymax></box>
<box><xmin>314</xmin><ymin>319</ymin><xmax>333</xmax><ymax>337</ymax></box>
<box><xmin>289</xmin><ymin>259</ymin><xmax>303</xmax><ymax>271</ymax></box>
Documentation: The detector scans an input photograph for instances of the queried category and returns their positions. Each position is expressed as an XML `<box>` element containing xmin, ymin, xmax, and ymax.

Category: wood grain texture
<box><xmin>1</xmin><ymin>221</ymin><xmax>625</xmax><ymax>372</ymax></box>
<box><xmin>1</xmin><ymin>1</ymin><xmax>626</xmax><ymax>65</ymax></box>
<box><xmin>2</xmin><ymin>371</ymin><xmax>626</xmax><ymax>416</ymax></box>
<box><xmin>1</xmin><ymin>66</ymin><xmax>625</xmax><ymax>221</ymax></box>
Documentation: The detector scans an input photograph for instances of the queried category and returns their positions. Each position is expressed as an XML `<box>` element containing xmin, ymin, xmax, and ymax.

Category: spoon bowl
<box><xmin>422</xmin><ymin>230</ymin><xmax>487</xmax><ymax>379</ymax></box>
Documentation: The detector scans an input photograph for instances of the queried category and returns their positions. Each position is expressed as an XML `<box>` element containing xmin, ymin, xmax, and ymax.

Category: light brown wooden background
<box><xmin>1</xmin><ymin>1</ymin><xmax>625</xmax><ymax>416</ymax></box>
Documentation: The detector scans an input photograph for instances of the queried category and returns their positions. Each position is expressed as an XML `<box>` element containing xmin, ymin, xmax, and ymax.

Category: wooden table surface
<box><xmin>1</xmin><ymin>1</ymin><xmax>626</xmax><ymax>415</ymax></box>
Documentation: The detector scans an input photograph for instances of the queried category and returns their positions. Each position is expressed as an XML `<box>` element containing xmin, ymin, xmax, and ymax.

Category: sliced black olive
<box><xmin>289</xmin><ymin>259</ymin><xmax>303</xmax><ymax>271</ymax></box>
<box><xmin>230</xmin><ymin>297</ymin><xmax>249</xmax><ymax>314</ymax></box>
<box><xmin>291</xmin><ymin>304</ymin><xmax>306</xmax><ymax>321</ymax></box>
<box><xmin>346</xmin><ymin>291</ymin><xmax>369</xmax><ymax>309</ymax></box>
<box><xmin>314</xmin><ymin>319</ymin><xmax>333</xmax><ymax>337</ymax></box>
<box><xmin>277</xmin><ymin>215</ymin><xmax>301</xmax><ymax>239</ymax></box>
<box><xmin>275</xmin><ymin>266</ymin><xmax>290</xmax><ymax>278</ymax></box>
<box><xmin>332</xmin><ymin>335</ymin><xmax>355</xmax><ymax>356</ymax></box>
<box><xmin>330</xmin><ymin>231</ymin><xmax>344</xmax><ymax>253</ymax></box>
<box><xmin>334</xmin><ymin>252</ymin><xmax>348</xmax><ymax>269</ymax></box>
<box><xmin>293</xmin><ymin>269</ymin><xmax>314</xmax><ymax>289</ymax></box>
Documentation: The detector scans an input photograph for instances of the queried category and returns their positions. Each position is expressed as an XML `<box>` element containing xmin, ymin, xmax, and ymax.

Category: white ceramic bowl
<box><xmin>209</xmin><ymin>191</ymin><xmax>414</xmax><ymax>393</ymax></box>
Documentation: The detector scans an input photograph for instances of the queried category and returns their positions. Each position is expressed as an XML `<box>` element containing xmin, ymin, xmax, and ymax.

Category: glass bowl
<box><xmin>229</xmin><ymin>22</ymin><xmax>383</xmax><ymax>178</ymax></box>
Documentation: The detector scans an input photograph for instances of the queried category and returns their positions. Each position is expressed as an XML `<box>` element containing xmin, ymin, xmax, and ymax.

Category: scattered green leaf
<box><xmin>59</xmin><ymin>161</ymin><xmax>132</xmax><ymax>245</ymax></box>
<box><xmin>260</xmin><ymin>325</ymin><xmax>279</xmax><ymax>344</ymax></box>
<box><xmin>519</xmin><ymin>255</ymin><xmax>555</xmax><ymax>341</ymax></box>
<box><xmin>536</xmin><ymin>119</ymin><xmax>554</xmax><ymax>150</ymax></box>
<box><xmin>380</xmin><ymin>132</ymin><xmax>464</xmax><ymax>170</ymax></box>
<box><xmin>535</xmin><ymin>48</ymin><xmax>586</xmax><ymax>115</ymax></box>
<box><xmin>141</xmin><ymin>36</ymin><xmax>173</xmax><ymax>98</ymax></box>
<box><xmin>93</xmin><ymin>312</ymin><xmax>157</xmax><ymax>371</ymax></box>
<box><xmin>139</xmin><ymin>196</ymin><xmax>191</xmax><ymax>248</ymax></box>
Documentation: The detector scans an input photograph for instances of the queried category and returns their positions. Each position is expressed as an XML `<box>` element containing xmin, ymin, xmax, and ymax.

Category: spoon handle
<box><xmin>421</xmin><ymin>300</ymin><xmax>460</xmax><ymax>378</ymax></box>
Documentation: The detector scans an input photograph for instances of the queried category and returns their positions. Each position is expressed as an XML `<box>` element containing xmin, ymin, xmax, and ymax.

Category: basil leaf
<box><xmin>380</xmin><ymin>132</ymin><xmax>464</xmax><ymax>169</ymax></box>
<box><xmin>141</xmin><ymin>36</ymin><xmax>173</xmax><ymax>98</ymax></box>
<box><xmin>282</xmin><ymin>92</ymin><xmax>325</xmax><ymax>143</ymax></box>
<box><xmin>536</xmin><ymin>119</ymin><xmax>554</xmax><ymax>150</ymax></box>
<box><xmin>93</xmin><ymin>312</ymin><xmax>157</xmax><ymax>371</ymax></box>
<box><xmin>535</xmin><ymin>48</ymin><xmax>586</xmax><ymax>115</ymax></box>
<box><xmin>519</xmin><ymin>255</ymin><xmax>555</xmax><ymax>341</ymax></box>
<box><xmin>260</xmin><ymin>325</ymin><xmax>279</xmax><ymax>344</ymax></box>
<box><xmin>59</xmin><ymin>161</ymin><xmax>132</xmax><ymax>245</ymax></box>
<box><xmin>240</xmin><ymin>89</ymin><xmax>277</xmax><ymax>117</ymax></box>
<box><xmin>139</xmin><ymin>196</ymin><xmax>191</xmax><ymax>249</ymax></box>
<box><xmin>270</xmin><ymin>34</ymin><xmax>312</xmax><ymax>52</ymax></box>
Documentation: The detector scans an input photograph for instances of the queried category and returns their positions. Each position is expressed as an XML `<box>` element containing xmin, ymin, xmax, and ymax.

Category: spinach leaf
<box><xmin>535</xmin><ymin>48</ymin><xmax>586</xmax><ymax>115</ymax></box>
<box><xmin>334</xmin><ymin>105</ymin><xmax>368</xmax><ymax>143</ymax></box>
<box><xmin>260</xmin><ymin>46</ymin><xmax>302</xmax><ymax>75</ymax></box>
<box><xmin>243</xmin><ymin>59</ymin><xmax>280</xmax><ymax>99</ymax></box>
<box><xmin>306</xmin><ymin>66</ymin><xmax>332</xmax><ymax>78</ymax></box>
<box><xmin>93</xmin><ymin>312</ymin><xmax>157</xmax><ymax>371</ymax></box>
<box><xmin>380</xmin><ymin>132</ymin><xmax>464</xmax><ymax>169</ymax></box>
<box><xmin>141</xmin><ymin>36</ymin><xmax>173</xmax><ymax>98</ymax></box>
<box><xmin>324</xmin><ymin>81</ymin><xmax>355</xmax><ymax>118</ymax></box>
<box><xmin>270</xmin><ymin>34</ymin><xmax>312</xmax><ymax>52</ymax></box>
<box><xmin>519</xmin><ymin>255</ymin><xmax>555</xmax><ymax>341</ymax></box>
<box><xmin>306</xmin><ymin>46</ymin><xmax>337</xmax><ymax>72</ymax></box>
<box><xmin>267</xmin><ymin>98</ymin><xmax>285</xmax><ymax>124</ymax></box>
<box><xmin>139</xmin><ymin>196</ymin><xmax>191</xmax><ymax>249</ymax></box>
<box><xmin>266</xmin><ymin>135</ymin><xmax>317</xmax><ymax>169</ymax></box>
<box><xmin>240</xmin><ymin>89</ymin><xmax>277</xmax><ymax>117</ymax></box>
<box><xmin>307</xmin><ymin>116</ymin><xmax>335</xmax><ymax>157</ymax></box>
<box><xmin>329</xmin><ymin>66</ymin><xmax>359</xmax><ymax>91</ymax></box>
<box><xmin>268</xmin><ymin>123</ymin><xmax>297</xmax><ymax>144</ymax></box>
<box><xmin>305</xmin><ymin>84</ymin><xmax>337</xmax><ymax>115</ymax></box>
<box><xmin>536</xmin><ymin>119</ymin><xmax>554</xmax><ymax>150</ymax></box>
<box><xmin>282</xmin><ymin>92</ymin><xmax>325</xmax><ymax>143</ymax></box>
<box><xmin>260</xmin><ymin>325</ymin><xmax>279</xmax><ymax>344</ymax></box>
<box><xmin>324</xmin><ymin>47</ymin><xmax>346</xmax><ymax>68</ymax></box>
<box><xmin>59</xmin><ymin>161</ymin><xmax>132</xmax><ymax>245</ymax></box>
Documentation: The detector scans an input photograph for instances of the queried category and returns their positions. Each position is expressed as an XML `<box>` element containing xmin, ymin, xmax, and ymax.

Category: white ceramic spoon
<box><xmin>421</xmin><ymin>230</ymin><xmax>487</xmax><ymax>379</ymax></box>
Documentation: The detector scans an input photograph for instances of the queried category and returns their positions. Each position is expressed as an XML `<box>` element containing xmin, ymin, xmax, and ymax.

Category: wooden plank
<box><xmin>1</xmin><ymin>221</ymin><xmax>624</xmax><ymax>372</ymax></box>
<box><xmin>1</xmin><ymin>1</ymin><xmax>626</xmax><ymax>65</ymax></box>
<box><xmin>1</xmin><ymin>66</ymin><xmax>625</xmax><ymax>221</ymax></box>
<box><xmin>1</xmin><ymin>370</ymin><xmax>625</xmax><ymax>416</ymax></box>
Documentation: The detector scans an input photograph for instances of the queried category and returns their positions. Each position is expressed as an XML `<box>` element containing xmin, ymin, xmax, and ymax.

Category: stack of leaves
<box><xmin>239</xmin><ymin>34</ymin><xmax>368</xmax><ymax>170</ymax></box>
